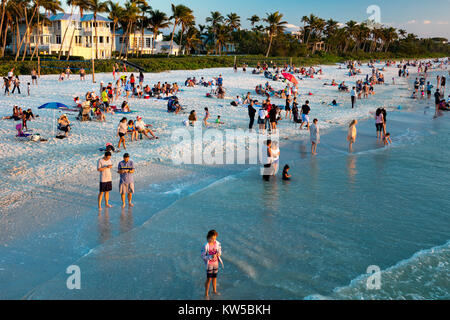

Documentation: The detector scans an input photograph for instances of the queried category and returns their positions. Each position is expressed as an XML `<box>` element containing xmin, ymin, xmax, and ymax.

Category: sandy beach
<box><xmin>1</xmin><ymin>60</ymin><xmax>449</xmax><ymax>299</ymax></box>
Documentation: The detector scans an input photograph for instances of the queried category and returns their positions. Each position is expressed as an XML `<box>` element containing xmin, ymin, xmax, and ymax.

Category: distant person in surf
<box><xmin>347</xmin><ymin>120</ymin><xmax>358</xmax><ymax>153</ymax></box>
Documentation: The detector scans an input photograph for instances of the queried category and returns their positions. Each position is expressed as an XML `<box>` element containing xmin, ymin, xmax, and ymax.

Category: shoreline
<box><xmin>0</xmin><ymin>60</ymin><xmax>448</xmax><ymax>299</ymax></box>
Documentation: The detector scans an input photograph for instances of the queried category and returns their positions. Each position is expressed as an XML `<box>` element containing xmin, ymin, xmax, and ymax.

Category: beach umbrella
<box><xmin>38</xmin><ymin>102</ymin><xmax>71</xmax><ymax>110</ymax></box>
<box><xmin>38</xmin><ymin>102</ymin><xmax>72</xmax><ymax>137</ymax></box>
<box><xmin>282</xmin><ymin>73</ymin><xmax>298</xmax><ymax>85</ymax></box>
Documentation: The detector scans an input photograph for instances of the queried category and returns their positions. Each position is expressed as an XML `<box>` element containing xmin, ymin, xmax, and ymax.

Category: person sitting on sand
<box><xmin>127</xmin><ymin>120</ymin><xmax>138</xmax><ymax>142</ymax></box>
<box><xmin>135</xmin><ymin>116</ymin><xmax>158</xmax><ymax>140</ymax></box>
<box><xmin>58</xmin><ymin>114</ymin><xmax>71</xmax><ymax>137</ymax></box>
<box><xmin>217</xmin><ymin>85</ymin><xmax>225</xmax><ymax>99</ymax></box>
<box><xmin>2</xmin><ymin>105</ymin><xmax>21</xmax><ymax>120</ymax></box>
<box><xmin>215</xmin><ymin>115</ymin><xmax>224</xmax><ymax>127</ymax></box>
<box><xmin>188</xmin><ymin>110</ymin><xmax>197</xmax><ymax>126</ymax></box>
<box><xmin>95</xmin><ymin>107</ymin><xmax>106</xmax><ymax>122</ymax></box>
<box><xmin>121</xmin><ymin>101</ymin><xmax>130</xmax><ymax>112</ymax></box>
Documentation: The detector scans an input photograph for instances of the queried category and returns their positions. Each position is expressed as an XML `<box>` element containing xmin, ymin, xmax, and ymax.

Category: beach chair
<box><xmin>78</xmin><ymin>101</ymin><xmax>91</xmax><ymax>121</ymax></box>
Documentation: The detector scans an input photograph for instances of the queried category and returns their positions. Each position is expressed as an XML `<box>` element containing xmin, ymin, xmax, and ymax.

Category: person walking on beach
<box><xmin>97</xmin><ymin>151</ymin><xmax>113</xmax><ymax>210</ymax></box>
<box><xmin>258</xmin><ymin>105</ymin><xmax>267</xmax><ymax>134</ymax></box>
<box><xmin>201</xmin><ymin>230</ymin><xmax>223</xmax><ymax>299</ymax></box>
<box><xmin>310</xmin><ymin>118</ymin><xmax>320</xmax><ymax>155</ymax></box>
<box><xmin>118</xmin><ymin>153</ymin><xmax>135</xmax><ymax>208</ymax></box>
<box><xmin>11</xmin><ymin>76</ymin><xmax>21</xmax><ymax>94</ymax></box>
<box><xmin>299</xmin><ymin>100</ymin><xmax>310</xmax><ymax>130</ymax></box>
<box><xmin>347</xmin><ymin>120</ymin><xmax>358</xmax><ymax>153</ymax></box>
<box><xmin>31</xmin><ymin>69</ymin><xmax>38</xmax><ymax>85</ymax></box>
<box><xmin>117</xmin><ymin>117</ymin><xmax>128</xmax><ymax>150</ymax></box>
<box><xmin>350</xmin><ymin>87</ymin><xmax>356</xmax><ymax>108</ymax></box>
<box><xmin>248</xmin><ymin>100</ymin><xmax>256</xmax><ymax>130</ymax></box>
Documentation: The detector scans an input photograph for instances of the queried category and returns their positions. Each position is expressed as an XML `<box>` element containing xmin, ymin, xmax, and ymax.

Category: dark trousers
<box><xmin>12</xmin><ymin>85</ymin><xmax>20</xmax><ymax>94</ymax></box>
<box><xmin>249</xmin><ymin>116</ymin><xmax>255</xmax><ymax>129</ymax></box>
<box><xmin>351</xmin><ymin>96</ymin><xmax>355</xmax><ymax>108</ymax></box>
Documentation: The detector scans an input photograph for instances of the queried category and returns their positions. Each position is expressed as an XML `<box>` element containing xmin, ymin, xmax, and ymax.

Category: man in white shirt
<box><xmin>258</xmin><ymin>107</ymin><xmax>267</xmax><ymax>134</ymax></box>
<box><xmin>97</xmin><ymin>151</ymin><xmax>113</xmax><ymax>210</ymax></box>
<box><xmin>135</xmin><ymin>116</ymin><xmax>158</xmax><ymax>139</ymax></box>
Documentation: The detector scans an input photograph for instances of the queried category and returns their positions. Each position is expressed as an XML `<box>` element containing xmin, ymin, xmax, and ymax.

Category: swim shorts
<box><xmin>206</xmin><ymin>263</ymin><xmax>219</xmax><ymax>278</ymax></box>
<box><xmin>302</xmin><ymin>114</ymin><xmax>309</xmax><ymax>123</ymax></box>
<box><xmin>376</xmin><ymin>123</ymin><xmax>383</xmax><ymax>131</ymax></box>
<box><xmin>99</xmin><ymin>181</ymin><xmax>112</xmax><ymax>192</ymax></box>
<box><xmin>119</xmin><ymin>182</ymin><xmax>134</xmax><ymax>194</ymax></box>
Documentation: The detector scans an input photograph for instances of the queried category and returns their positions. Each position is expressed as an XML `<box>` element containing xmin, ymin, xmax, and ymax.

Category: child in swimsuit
<box><xmin>201</xmin><ymin>230</ymin><xmax>222</xmax><ymax>299</ymax></box>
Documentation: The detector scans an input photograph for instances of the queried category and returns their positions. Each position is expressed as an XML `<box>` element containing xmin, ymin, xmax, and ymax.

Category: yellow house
<box><xmin>14</xmin><ymin>13</ymin><xmax>114</xmax><ymax>59</ymax></box>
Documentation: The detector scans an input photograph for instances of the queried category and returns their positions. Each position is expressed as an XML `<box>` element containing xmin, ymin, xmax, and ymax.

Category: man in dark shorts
<box><xmin>299</xmin><ymin>100</ymin><xmax>311</xmax><ymax>130</ymax></box>
<box><xmin>97</xmin><ymin>151</ymin><xmax>113</xmax><ymax>210</ymax></box>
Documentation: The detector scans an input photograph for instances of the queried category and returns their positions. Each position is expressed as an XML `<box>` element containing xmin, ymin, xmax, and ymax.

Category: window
<box><xmin>75</xmin><ymin>36</ymin><xmax>82</xmax><ymax>45</ymax></box>
<box><xmin>99</xmin><ymin>36</ymin><xmax>104</xmax><ymax>43</ymax></box>
<box><xmin>146</xmin><ymin>37</ymin><xmax>151</xmax><ymax>48</ymax></box>
<box><xmin>56</xmin><ymin>35</ymin><xmax>61</xmax><ymax>44</ymax></box>
<box><xmin>119</xmin><ymin>37</ymin><xmax>125</xmax><ymax>44</ymax></box>
<box><xmin>106</xmin><ymin>37</ymin><xmax>109</xmax><ymax>44</ymax></box>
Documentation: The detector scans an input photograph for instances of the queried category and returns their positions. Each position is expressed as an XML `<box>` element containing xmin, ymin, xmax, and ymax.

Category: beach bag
<box><xmin>30</xmin><ymin>134</ymin><xmax>41</xmax><ymax>142</ymax></box>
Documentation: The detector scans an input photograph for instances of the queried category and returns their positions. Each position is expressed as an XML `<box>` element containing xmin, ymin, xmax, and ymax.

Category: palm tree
<box><xmin>205</xmin><ymin>10</ymin><xmax>223</xmax><ymax>36</ymax></box>
<box><xmin>263</xmin><ymin>11</ymin><xmax>287</xmax><ymax>57</ymax></box>
<box><xmin>183</xmin><ymin>25</ymin><xmax>200</xmax><ymax>54</ymax></box>
<box><xmin>86</xmin><ymin>0</ymin><xmax>108</xmax><ymax>59</ymax></box>
<box><xmin>107</xmin><ymin>1</ymin><xmax>122</xmax><ymax>57</ymax></box>
<box><xmin>178</xmin><ymin>5</ymin><xmax>194</xmax><ymax>55</ymax></box>
<box><xmin>225</xmin><ymin>12</ymin><xmax>240</xmax><ymax>31</ymax></box>
<box><xmin>0</xmin><ymin>0</ymin><xmax>8</xmax><ymax>56</ymax></box>
<box><xmin>215</xmin><ymin>24</ymin><xmax>228</xmax><ymax>55</ymax></box>
<box><xmin>248</xmin><ymin>14</ymin><xmax>259</xmax><ymax>31</ymax></box>
<box><xmin>147</xmin><ymin>9</ymin><xmax>169</xmax><ymax>54</ymax></box>
<box><xmin>168</xmin><ymin>4</ymin><xmax>190</xmax><ymax>56</ymax></box>
<box><xmin>136</xmin><ymin>0</ymin><xmax>150</xmax><ymax>56</ymax></box>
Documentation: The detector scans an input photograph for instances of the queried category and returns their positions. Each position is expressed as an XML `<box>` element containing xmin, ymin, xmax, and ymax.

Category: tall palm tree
<box><xmin>215</xmin><ymin>23</ymin><xmax>228</xmax><ymax>55</ymax></box>
<box><xmin>168</xmin><ymin>4</ymin><xmax>190</xmax><ymax>56</ymax></box>
<box><xmin>86</xmin><ymin>0</ymin><xmax>108</xmax><ymax>59</ymax></box>
<box><xmin>225</xmin><ymin>12</ymin><xmax>240</xmax><ymax>31</ymax></box>
<box><xmin>178</xmin><ymin>5</ymin><xmax>193</xmax><ymax>55</ymax></box>
<box><xmin>147</xmin><ymin>9</ymin><xmax>169</xmax><ymax>54</ymax></box>
<box><xmin>248</xmin><ymin>14</ymin><xmax>259</xmax><ymax>31</ymax></box>
<box><xmin>183</xmin><ymin>25</ymin><xmax>199</xmax><ymax>54</ymax></box>
<box><xmin>120</xmin><ymin>0</ymin><xmax>139</xmax><ymax>58</ymax></box>
<box><xmin>107</xmin><ymin>0</ymin><xmax>122</xmax><ymax>56</ymax></box>
<box><xmin>136</xmin><ymin>0</ymin><xmax>150</xmax><ymax>56</ymax></box>
<box><xmin>205</xmin><ymin>10</ymin><xmax>223</xmax><ymax>36</ymax></box>
<box><xmin>263</xmin><ymin>11</ymin><xmax>287</xmax><ymax>57</ymax></box>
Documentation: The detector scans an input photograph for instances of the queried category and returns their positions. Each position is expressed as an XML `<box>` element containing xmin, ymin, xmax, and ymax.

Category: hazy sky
<box><xmin>64</xmin><ymin>0</ymin><xmax>450</xmax><ymax>39</ymax></box>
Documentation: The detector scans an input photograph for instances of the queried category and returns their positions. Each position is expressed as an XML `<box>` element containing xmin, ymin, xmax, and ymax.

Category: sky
<box><xmin>64</xmin><ymin>0</ymin><xmax>450</xmax><ymax>39</ymax></box>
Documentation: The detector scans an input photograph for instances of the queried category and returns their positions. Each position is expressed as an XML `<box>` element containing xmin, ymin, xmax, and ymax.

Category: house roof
<box><xmin>48</xmin><ymin>13</ymin><xmax>112</xmax><ymax>23</ymax></box>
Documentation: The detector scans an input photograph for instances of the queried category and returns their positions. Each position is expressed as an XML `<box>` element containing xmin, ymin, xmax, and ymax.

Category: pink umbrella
<box><xmin>282</xmin><ymin>72</ymin><xmax>298</xmax><ymax>85</ymax></box>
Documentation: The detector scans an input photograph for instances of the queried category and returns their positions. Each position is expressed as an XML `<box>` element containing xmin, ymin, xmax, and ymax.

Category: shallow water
<box><xmin>1</xmin><ymin>64</ymin><xmax>449</xmax><ymax>299</ymax></box>
<box><xmin>25</xmin><ymin>103</ymin><xmax>450</xmax><ymax>300</ymax></box>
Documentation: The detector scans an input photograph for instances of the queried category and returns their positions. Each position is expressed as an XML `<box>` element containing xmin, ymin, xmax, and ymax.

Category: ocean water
<box><xmin>25</xmin><ymin>100</ymin><xmax>450</xmax><ymax>299</ymax></box>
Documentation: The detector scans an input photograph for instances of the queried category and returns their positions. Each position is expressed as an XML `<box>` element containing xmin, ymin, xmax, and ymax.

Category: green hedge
<box><xmin>1</xmin><ymin>53</ymin><xmax>448</xmax><ymax>76</ymax></box>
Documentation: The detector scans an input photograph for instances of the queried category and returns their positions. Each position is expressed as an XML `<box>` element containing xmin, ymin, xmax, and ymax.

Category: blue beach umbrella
<box><xmin>38</xmin><ymin>102</ymin><xmax>71</xmax><ymax>110</ymax></box>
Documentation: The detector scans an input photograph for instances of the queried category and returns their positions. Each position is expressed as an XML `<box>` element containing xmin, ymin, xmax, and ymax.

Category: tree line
<box><xmin>0</xmin><ymin>0</ymin><xmax>448</xmax><ymax>61</ymax></box>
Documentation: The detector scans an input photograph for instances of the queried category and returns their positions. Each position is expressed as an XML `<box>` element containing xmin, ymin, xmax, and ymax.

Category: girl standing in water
<box><xmin>347</xmin><ymin>120</ymin><xmax>358</xmax><ymax>153</ymax></box>
<box><xmin>201</xmin><ymin>230</ymin><xmax>223</xmax><ymax>299</ymax></box>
